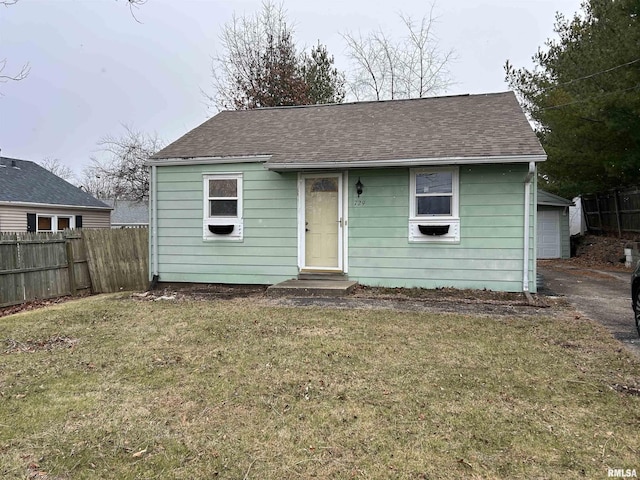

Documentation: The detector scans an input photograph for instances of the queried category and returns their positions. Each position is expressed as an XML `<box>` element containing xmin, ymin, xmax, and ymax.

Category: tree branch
<box><xmin>0</xmin><ymin>59</ymin><xmax>30</xmax><ymax>83</ymax></box>
<box><xmin>343</xmin><ymin>3</ymin><xmax>454</xmax><ymax>101</ymax></box>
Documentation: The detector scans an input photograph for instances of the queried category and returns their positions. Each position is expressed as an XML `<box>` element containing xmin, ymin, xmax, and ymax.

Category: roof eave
<box><xmin>146</xmin><ymin>155</ymin><xmax>271</xmax><ymax>167</ymax></box>
<box><xmin>538</xmin><ymin>200</ymin><xmax>574</xmax><ymax>207</ymax></box>
<box><xmin>537</xmin><ymin>189</ymin><xmax>574</xmax><ymax>207</ymax></box>
<box><xmin>264</xmin><ymin>154</ymin><xmax>547</xmax><ymax>171</ymax></box>
<box><xmin>0</xmin><ymin>201</ymin><xmax>113</xmax><ymax>211</ymax></box>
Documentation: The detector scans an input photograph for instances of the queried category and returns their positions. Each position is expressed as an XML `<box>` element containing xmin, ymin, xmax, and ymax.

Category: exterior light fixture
<box><xmin>355</xmin><ymin>178</ymin><xmax>363</xmax><ymax>197</ymax></box>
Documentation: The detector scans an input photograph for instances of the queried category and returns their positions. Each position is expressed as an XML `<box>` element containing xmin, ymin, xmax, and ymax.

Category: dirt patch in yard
<box><xmin>0</xmin><ymin>296</ymin><xmax>77</xmax><ymax>319</ymax></box>
<box><xmin>2</xmin><ymin>283</ymin><xmax>568</xmax><ymax>320</ymax></box>
<box><xmin>130</xmin><ymin>283</ymin><xmax>569</xmax><ymax>318</ymax></box>
<box><xmin>2</xmin><ymin>233</ymin><xmax>630</xmax><ymax>320</ymax></box>
<box><xmin>4</xmin><ymin>335</ymin><xmax>78</xmax><ymax>354</ymax></box>
<box><xmin>537</xmin><ymin>262</ymin><xmax>621</xmax><ymax>280</ymax></box>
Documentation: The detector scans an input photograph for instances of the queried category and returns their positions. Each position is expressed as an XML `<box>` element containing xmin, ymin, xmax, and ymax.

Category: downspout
<box><xmin>151</xmin><ymin>165</ymin><xmax>159</xmax><ymax>286</ymax></box>
<box><xmin>522</xmin><ymin>161</ymin><xmax>536</xmax><ymax>301</ymax></box>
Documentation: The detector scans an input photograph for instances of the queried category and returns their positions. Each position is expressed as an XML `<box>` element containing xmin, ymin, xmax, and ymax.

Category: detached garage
<box><xmin>537</xmin><ymin>190</ymin><xmax>573</xmax><ymax>259</ymax></box>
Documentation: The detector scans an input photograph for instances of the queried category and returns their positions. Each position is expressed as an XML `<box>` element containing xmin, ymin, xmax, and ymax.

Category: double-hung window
<box><xmin>203</xmin><ymin>173</ymin><xmax>243</xmax><ymax>240</ymax></box>
<box><xmin>409</xmin><ymin>167</ymin><xmax>460</xmax><ymax>242</ymax></box>
<box><xmin>36</xmin><ymin>214</ymin><xmax>74</xmax><ymax>233</ymax></box>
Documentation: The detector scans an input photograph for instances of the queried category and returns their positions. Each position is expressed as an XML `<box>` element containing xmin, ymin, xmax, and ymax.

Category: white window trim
<box><xmin>410</xmin><ymin>166</ymin><xmax>459</xmax><ymax>219</ymax></box>
<box><xmin>36</xmin><ymin>214</ymin><xmax>75</xmax><ymax>233</ymax></box>
<box><xmin>202</xmin><ymin>173</ymin><xmax>244</xmax><ymax>241</ymax></box>
<box><xmin>409</xmin><ymin>167</ymin><xmax>460</xmax><ymax>243</ymax></box>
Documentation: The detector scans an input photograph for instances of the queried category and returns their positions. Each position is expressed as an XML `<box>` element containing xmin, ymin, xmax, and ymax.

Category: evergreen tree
<box><xmin>302</xmin><ymin>42</ymin><xmax>346</xmax><ymax>104</ymax></box>
<box><xmin>237</xmin><ymin>29</ymin><xmax>308</xmax><ymax>109</ymax></box>
<box><xmin>506</xmin><ymin>0</ymin><xmax>640</xmax><ymax>197</ymax></box>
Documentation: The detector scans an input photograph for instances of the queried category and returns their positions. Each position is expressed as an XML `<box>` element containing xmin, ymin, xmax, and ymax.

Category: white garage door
<box><xmin>537</xmin><ymin>209</ymin><xmax>561</xmax><ymax>259</ymax></box>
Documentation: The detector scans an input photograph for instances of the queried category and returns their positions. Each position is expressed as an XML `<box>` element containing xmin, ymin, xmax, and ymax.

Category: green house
<box><xmin>148</xmin><ymin>92</ymin><xmax>546</xmax><ymax>293</ymax></box>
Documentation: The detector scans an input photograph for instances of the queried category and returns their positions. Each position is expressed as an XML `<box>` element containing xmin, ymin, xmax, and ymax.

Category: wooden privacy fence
<box><xmin>582</xmin><ymin>187</ymin><xmax>640</xmax><ymax>236</ymax></box>
<box><xmin>0</xmin><ymin>228</ymin><xmax>149</xmax><ymax>308</ymax></box>
<box><xmin>83</xmin><ymin>228</ymin><xmax>149</xmax><ymax>294</ymax></box>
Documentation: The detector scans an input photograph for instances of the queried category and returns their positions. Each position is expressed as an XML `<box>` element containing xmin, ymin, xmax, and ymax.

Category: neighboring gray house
<box><xmin>102</xmin><ymin>199</ymin><xmax>149</xmax><ymax>228</ymax></box>
<box><xmin>537</xmin><ymin>189</ymin><xmax>573</xmax><ymax>259</ymax></box>
<box><xmin>0</xmin><ymin>157</ymin><xmax>111</xmax><ymax>232</ymax></box>
<box><xmin>148</xmin><ymin>92</ymin><xmax>547</xmax><ymax>293</ymax></box>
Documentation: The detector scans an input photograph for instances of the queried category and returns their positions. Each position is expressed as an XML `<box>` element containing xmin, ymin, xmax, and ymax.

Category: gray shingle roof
<box><xmin>538</xmin><ymin>189</ymin><xmax>574</xmax><ymax>207</ymax></box>
<box><xmin>102</xmin><ymin>199</ymin><xmax>149</xmax><ymax>225</ymax></box>
<box><xmin>152</xmin><ymin>91</ymin><xmax>545</xmax><ymax>164</ymax></box>
<box><xmin>0</xmin><ymin>157</ymin><xmax>110</xmax><ymax>209</ymax></box>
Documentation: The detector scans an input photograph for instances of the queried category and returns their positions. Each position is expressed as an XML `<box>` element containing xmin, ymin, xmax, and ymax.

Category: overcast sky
<box><xmin>0</xmin><ymin>0</ymin><xmax>582</xmax><ymax>177</ymax></box>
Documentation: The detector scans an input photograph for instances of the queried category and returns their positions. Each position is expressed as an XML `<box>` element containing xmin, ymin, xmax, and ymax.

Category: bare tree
<box><xmin>123</xmin><ymin>0</ymin><xmax>147</xmax><ymax>24</ymax></box>
<box><xmin>1</xmin><ymin>0</ymin><xmax>145</xmax><ymax>90</ymax></box>
<box><xmin>205</xmin><ymin>1</ymin><xmax>289</xmax><ymax>111</ymax></box>
<box><xmin>342</xmin><ymin>4</ymin><xmax>454</xmax><ymax>101</ymax></box>
<box><xmin>2</xmin><ymin>0</ymin><xmax>147</xmax><ymax>21</ymax></box>
<box><xmin>84</xmin><ymin>126</ymin><xmax>163</xmax><ymax>201</ymax></box>
<box><xmin>1</xmin><ymin>1</ymin><xmax>31</xmax><ymax>87</ymax></box>
<box><xmin>78</xmin><ymin>164</ymin><xmax>117</xmax><ymax>200</ymax></box>
<box><xmin>39</xmin><ymin>158</ymin><xmax>76</xmax><ymax>182</ymax></box>
<box><xmin>204</xmin><ymin>1</ymin><xmax>345</xmax><ymax>111</ymax></box>
<box><xmin>0</xmin><ymin>58</ymin><xmax>30</xmax><ymax>85</ymax></box>
<box><xmin>2</xmin><ymin>0</ymin><xmax>146</xmax><ymax>7</ymax></box>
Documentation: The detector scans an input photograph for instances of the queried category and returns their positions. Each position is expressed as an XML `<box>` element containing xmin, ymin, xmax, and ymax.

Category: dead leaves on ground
<box><xmin>4</xmin><ymin>336</ymin><xmax>78</xmax><ymax>354</ymax></box>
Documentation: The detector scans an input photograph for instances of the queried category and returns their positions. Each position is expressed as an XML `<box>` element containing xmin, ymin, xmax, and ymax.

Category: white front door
<box><xmin>300</xmin><ymin>173</ymin><xmax>343</xmax><ymax>271</ymax></box>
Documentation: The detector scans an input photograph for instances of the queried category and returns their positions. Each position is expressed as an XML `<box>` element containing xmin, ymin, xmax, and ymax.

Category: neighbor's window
<box><xmin>37</xmin><ymin>215</ymin><xmax>53</xmax><ymax>232</ymax></box>
<box><xmin>410</xmin><ymin>167</ymin><xmax>459</xmax><ymax>218</ymax></box>
<box><xmin>57</xmin><ymin>216</ymin><xmax>72</xmax><ymax>230</ymax></box>
<box><xmin>35</xmin><ymin>215</ymin><xmax>75</xmax><ymax>232</ymax></box>
<box><xmin>203</xmin><ymin>173</ymin><xmax>244</xmax><ymax>240</ymax></box>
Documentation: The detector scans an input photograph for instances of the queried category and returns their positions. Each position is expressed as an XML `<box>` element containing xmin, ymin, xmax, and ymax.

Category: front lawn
<box><xmin>1</xmin><ymin>294</ymin><xmax>639</xmax><ymax>479</ymax></box>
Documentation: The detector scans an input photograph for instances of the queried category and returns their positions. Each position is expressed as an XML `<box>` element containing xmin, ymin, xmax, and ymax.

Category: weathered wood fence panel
<box><xmin>83</xmin><ymin>228</ymin><xmax>149</xmax><ymax>293</ymax></box>
<box><xmin>0</xmin><ymin>228</ymin><xmax>149</xmax><ymax>308</ymax></box>
<box><xmin>582</xmin><ymin>187</ymin><xmax>640</xmax><ymax>236</ymax></box>
<box><xmin>0</xmin><ymin>234</ymin><xmax>21</xmax><ymax>306</ymax></box>
<box><xmin>0</xmin><ymin>232</ymin><xmax>86</xmax><ymax>308</ymax></box>
<box><xmin>69</xmin><ymin>234</ymin><xmax>92</xmax><ymax>294</ymax></box>
<box><xmin>20</xmin><ymin>233</ymin><xmax>69</xmax><ymax>302</ymax></box>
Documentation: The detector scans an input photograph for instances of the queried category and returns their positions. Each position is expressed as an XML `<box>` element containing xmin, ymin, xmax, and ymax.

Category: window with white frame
<box><xmin>57</xmin><ymin>216</ymin><xmax>72</xmax><ymax>230</ymax></box>
<box><xmin>37</xmin><ymin>215</ymin><xmax>53</xmax><ymax>232</ymax></box>
<box><xmin>203</xmin><ymin>173</ymin><xmax>243</xmax><ymax>240</ymax></box>
<box><xmin>36</xmin><ymin>215</ymin><xmax>74</xmax><ymax>233</ymax></box>
<box><xmin>409</xmin><ymin>167</ymin><xmax>460</xmax><ymax>242</ymax></box>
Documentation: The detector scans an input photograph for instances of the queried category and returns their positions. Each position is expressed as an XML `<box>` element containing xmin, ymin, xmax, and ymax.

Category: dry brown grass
<box><xmin>1</xmin><ymin>294</ymin><xmax>639</xmax><ymax>479</ymax></box>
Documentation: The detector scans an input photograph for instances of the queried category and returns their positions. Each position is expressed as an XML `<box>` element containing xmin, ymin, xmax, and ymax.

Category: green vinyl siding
<box><xmin>154</xmin><ymin>162</ymin><xmax>536</xmax><ymax>292</ymax></box>
<box><xmin>347</xmin><ymin>164</ymin><xmax>536</xmax><ymax>292</ymax></box>
<box><xmin>154</xmin><ymin>163</ymin><xmax>299</xmax><ymax>285</ymax></box>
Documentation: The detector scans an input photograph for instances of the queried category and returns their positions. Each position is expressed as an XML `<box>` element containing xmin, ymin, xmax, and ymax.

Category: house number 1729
<box><xmin>354</xmin><ymin>200</ymin><xmax>366</xmax><ymax>207</ymax></box>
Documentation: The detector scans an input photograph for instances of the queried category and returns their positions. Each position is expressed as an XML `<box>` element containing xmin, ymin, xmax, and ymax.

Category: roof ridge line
<box><xmin>223</xmin><ymin>91</ymin><xmax>513</xmax><ymax>113</ymax></box>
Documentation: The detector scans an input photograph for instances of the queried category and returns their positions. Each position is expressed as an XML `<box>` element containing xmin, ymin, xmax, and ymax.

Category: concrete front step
<box><xmin>267</xmin><ymin>279</ymin><xmax>358</xmax><ymax>297</ymax></box>
<box><xmin>297</xmin><ymin>272</ymin><xmax>348</xmax><ymax>281</ymax></box>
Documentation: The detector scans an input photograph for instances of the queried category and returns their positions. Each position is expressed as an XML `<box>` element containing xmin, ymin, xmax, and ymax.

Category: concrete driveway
<box><xmin>538</xmin><ymin>262</ymin><xmax>640</xmax><ymax>357</ymax></box>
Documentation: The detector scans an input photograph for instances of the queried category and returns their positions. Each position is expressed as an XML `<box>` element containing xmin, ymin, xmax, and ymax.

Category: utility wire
<box><xmin>540</xmin><ymin>83</ymin><xmax>640</xmax><ymax>111</ymax></box>
<box><xmin>550</xmin><ymin>57</ymin><xmax>640</xmax><ymax>89</ymax></box>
